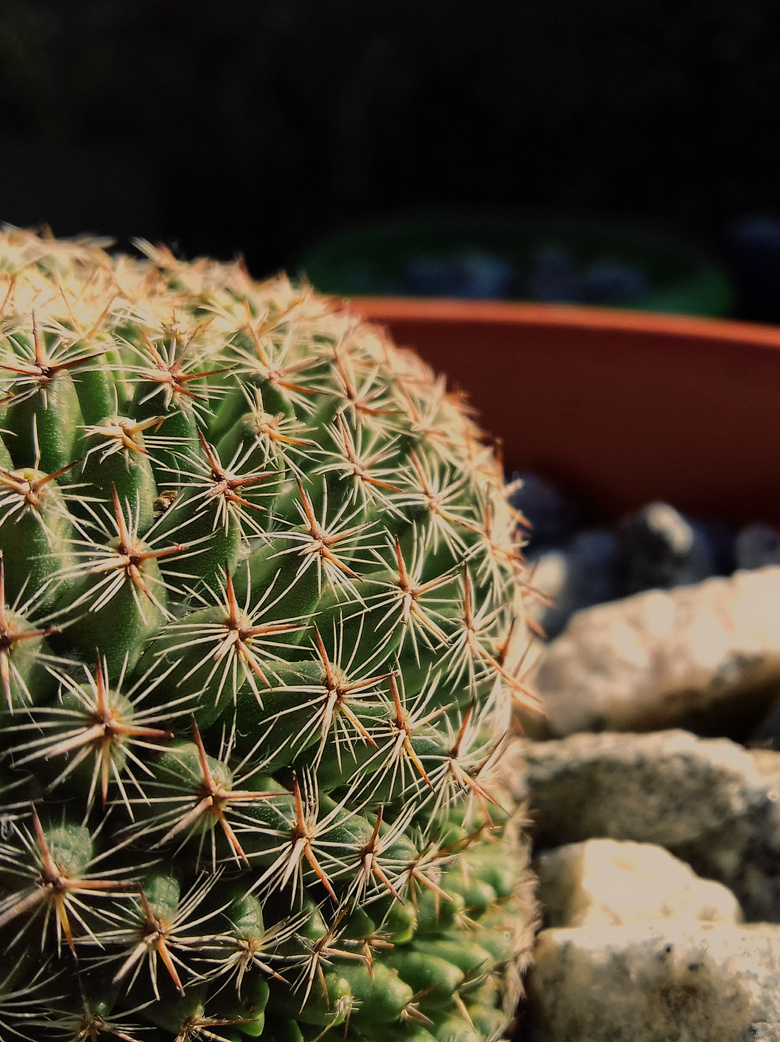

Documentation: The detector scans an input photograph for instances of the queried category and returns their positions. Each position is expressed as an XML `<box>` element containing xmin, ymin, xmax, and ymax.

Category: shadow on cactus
<box><xmin>0</xmin><ymin>226</ymin><xmax>539</xmax><ymax>1042</ymax></box>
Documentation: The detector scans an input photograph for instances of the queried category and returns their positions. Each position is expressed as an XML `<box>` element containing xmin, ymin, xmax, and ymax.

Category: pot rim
<box><xmin>346</xmin><ymin>297</ymin><xmax>780</xmax><ymax>349</ymax></box>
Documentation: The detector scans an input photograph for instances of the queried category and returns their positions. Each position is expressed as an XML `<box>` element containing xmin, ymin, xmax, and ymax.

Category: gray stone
<box><xmin>526</xmin><ymin>922</ymin><xmax>780</xmax><ymax>1042</ymax></box>
<box><xmin>532</xmin><ymin>567</ymin><xmax>780</xmax><ymax>736</ymax></box>
<box><xmin>536</xmin><ymin>838</ymin><xmax>742</xmax><ymax>929</ymax></box>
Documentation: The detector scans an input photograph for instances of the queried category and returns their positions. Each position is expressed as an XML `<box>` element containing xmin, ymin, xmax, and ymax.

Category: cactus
<box><xmin>0</xmin><ymin>226</ymin><xmax>538</xmax><ymax>1041</ymax></box>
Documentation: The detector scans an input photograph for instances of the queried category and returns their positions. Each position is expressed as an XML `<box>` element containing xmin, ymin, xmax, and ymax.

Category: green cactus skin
<box><xmin>0</xmin><ymin>227</ymin><xmax>538</xmax><ymax>1042</ymax></box>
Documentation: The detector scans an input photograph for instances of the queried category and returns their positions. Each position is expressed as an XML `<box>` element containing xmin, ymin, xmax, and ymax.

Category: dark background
<box><xmin>1</xmin><ymin>0</ymin><xmax>779</xmax><ymax>316</ymax></box>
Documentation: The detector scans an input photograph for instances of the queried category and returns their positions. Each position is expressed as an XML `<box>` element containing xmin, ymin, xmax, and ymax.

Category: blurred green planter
<box><xmin>299</xmin><ymin>213</ymin><xmax>735</xmax><ymax>317</ymax></box>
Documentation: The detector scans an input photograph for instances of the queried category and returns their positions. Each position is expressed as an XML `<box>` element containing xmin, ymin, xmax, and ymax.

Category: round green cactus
<box><xmin>0</xmin><ymin>226</ymin><xmax>538</xmax><ymax>1041</ymax></box>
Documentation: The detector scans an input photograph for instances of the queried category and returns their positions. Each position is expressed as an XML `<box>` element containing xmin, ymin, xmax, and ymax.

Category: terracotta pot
<box><xmin>346</xmin><ymin>298</ymin><xmax>780</xmax><ymax>527</ymax></box>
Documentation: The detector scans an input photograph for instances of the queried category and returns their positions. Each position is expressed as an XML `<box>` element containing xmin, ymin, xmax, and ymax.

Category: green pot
<box><xmin>299</xmin><ymin>212</ymin><xmax>735</xmax><ymax>317</ymax></box>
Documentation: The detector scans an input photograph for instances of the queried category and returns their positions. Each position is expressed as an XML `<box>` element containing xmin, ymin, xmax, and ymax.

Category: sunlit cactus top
<box><xmin>0</xmin><ymin>226</ymin><xmax>538</xmax><ymax>1042</ymax></box>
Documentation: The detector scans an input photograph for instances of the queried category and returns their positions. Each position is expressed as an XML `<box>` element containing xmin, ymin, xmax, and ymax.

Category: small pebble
<box><xmin>526</xmin><ymin>246</ymin><xmax>577</xmax><ymax>303</ymax></box>
<box><xmin>403</xmin><ymin>250</ymin><xmax>514</xmax><ymax>299</ymax></box>
<box><xmin>578</xmin><ymin>259</ymin><xmax>650</xmax><ymax>304</ymax></box>
<box><xmin>616</xmin><ymin>501</ymin><xmax>718</xmax><ymax>595</ymax></box>
<box><xmin>525</xmin><ymin>247</ymin><xmax>651</xmax><ymax>304</ymax></box>
<box><xmin>511</xmin><ymin>472</ymin><xmax>584</xmax><ymax>550</ymax></box>
<box><xmin>736</xmin><ymin>522</ymin><xmax>780</xmax><ymax>570</ymax></box>
<box><xmin>528</xmin><ymin>530</ymin><xmax>620</xmax><ymax>639</ymax></box>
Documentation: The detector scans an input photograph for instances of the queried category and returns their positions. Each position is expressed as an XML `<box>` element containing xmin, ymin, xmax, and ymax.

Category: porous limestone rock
<box><xmin>505</xmin><ymin>729</ymin><xmax>761</xmax><ymax>850</ymax></box>
<box><xmin>536</xmin><ymin>838</ymin><xmax>742</xmax><ymax>929</ymax></box>
<box><xmin>526</xmin><ymin>922</ymin><xmax>780</xmax><ymax>1042</ymax></box>
<box><xmin>749</xmin><ymin>692</ymin><xmax>780</xmax><ymax>747</ymax></box>
<box><xmin>675</xmin><ymin>744</ymin><xmax>780</xmax><ymax>924</ymax></box>
<box><xmin>504</xmin><ymin>730</ymin><xmax>780</xmax><ymax>922</ymax></box>
<box><xmin>532</xmin><ymin>566</ymin><xmax>780</xmax><ymax>736</ymax></box>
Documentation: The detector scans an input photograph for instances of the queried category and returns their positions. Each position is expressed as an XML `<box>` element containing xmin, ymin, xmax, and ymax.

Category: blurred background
<box><xmin>1</xmin><ymin>0</ymin><xmax>779</xmax><ymax>320</ymax></box>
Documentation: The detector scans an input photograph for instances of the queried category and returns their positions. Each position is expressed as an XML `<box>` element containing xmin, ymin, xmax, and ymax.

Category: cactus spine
<box><xmin>0</xmin><ymin>226</ymin><xmax>537</xmax><ymax>1041</ymax></box>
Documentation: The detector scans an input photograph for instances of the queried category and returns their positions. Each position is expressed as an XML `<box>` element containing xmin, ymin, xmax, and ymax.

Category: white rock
<box><xmin>536</xmin><ymin>838</ymin><xmax>742</xmax><ymax>928</ymax></box>
<box><xmin>525</xmin><ymin>549</ymin><xmax>568</xmax><ymax>627</ymax></box>
<box><xmin>532</xmin><ymin>566</ymin><xmax>780</xmax><ymax>736</ymax></box>
<box><xmin>527</xmin><ymin>923</ymin><xmax>780</xmax><ymax>1042</ymax></box>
